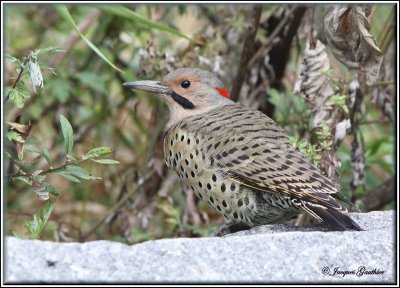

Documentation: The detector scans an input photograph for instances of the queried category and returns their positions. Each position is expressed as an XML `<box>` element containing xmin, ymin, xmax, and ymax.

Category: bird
<box><xmin>123</xmin><ymin>68</ymin><xmax>362</xmax><ymax>235</ymax></box>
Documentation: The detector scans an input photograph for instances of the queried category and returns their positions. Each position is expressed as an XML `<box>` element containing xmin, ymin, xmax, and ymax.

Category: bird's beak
<box><xmin>123</xmin><ymin>80</ymin><xmax>173</xmax><ymax>95</ymax></box>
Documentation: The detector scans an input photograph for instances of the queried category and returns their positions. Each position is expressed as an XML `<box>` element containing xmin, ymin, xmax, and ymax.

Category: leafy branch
<box><xmin>6</xmin><ymin>48</ymin><xmax>119</xmax><ymax>239</ymax></box>
<box><xmin>5</xmin><ymin>47</ymin><xmax>63</xmax><ymax>107</ymax></box>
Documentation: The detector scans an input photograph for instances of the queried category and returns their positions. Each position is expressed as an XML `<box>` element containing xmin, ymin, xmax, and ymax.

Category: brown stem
<box><xmin>268</xmin><ymin>7</ymin><xmax>307</xmax><ymax>86</ymax></box>
<box><xmin>247</xmin><ymin>13</ymin><xmax>291</xmax><ymax>70</ymax></box>
<box><xmin>230</xmin><ymin>7</ymin><xmax>263</xmax><ymax>102</ymax></box>
<box><xmin>38</xmin><ymin>161</ymin><xmax>77</xmax><ymax>175</ymax></box>
<box><xmin>8</xmin><ymin>158</ymin><xmax>81</xmax><ymax>180</ymax></box>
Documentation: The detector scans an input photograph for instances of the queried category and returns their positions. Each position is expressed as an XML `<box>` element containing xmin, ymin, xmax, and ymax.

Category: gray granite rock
<box><xmin>5</xmin><ymin>211</ymin><xmax>395</xmax><ymax>283</ymax></box>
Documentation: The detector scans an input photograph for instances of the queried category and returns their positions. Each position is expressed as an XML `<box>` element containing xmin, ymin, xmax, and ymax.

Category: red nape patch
<box><xmin>215</xmin><ymin>87</ymin><xmax>231</xmax><ymax>99</ymax></box>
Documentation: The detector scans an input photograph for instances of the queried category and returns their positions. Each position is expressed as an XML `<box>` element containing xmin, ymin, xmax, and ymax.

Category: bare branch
<box><xmin>230</xmin><ymin>7</ymin><xmax>262</xmax><ymax>102</ymax></box>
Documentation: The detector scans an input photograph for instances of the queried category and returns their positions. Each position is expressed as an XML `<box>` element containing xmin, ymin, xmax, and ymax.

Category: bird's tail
<box><xmin>304</xmin><ymin>204</ymin><xmax>363</xmax><ymax>231</ymax></box>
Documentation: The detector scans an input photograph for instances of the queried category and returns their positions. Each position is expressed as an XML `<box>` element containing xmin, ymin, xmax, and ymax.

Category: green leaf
<box><xmin>24</xmin><ymin>145</ymin><xmax>51</xmax><ymax>164</ymax></box>
<box><xmin>64</xmin><ymin>165</ymin><xmax>101</xmax><ymax>181</ymax></box>
<box><xmin>66</xmin><ymin>154</ymin><xmax>78</xmax><ymax>162</ymax></box>
<box><xmin>45</xmin><ymin>184</ymin><xmax>60</xmax><ymax>196</ymax></box>
<box><xmin>98</xmin><ymin>5</ymin><xmax>193</xmax><ymax>42</ymax></box>
<box><xmin>43</xmin><ymin>200</ymin><xmax>56</xmax><ymax>224</ymax></box>
<box><xmin>6</xmin><ymin>54</ymin><xmax>19</xmax><ymax>63</ymax></box>
<box><xmin>24</xmin><ymin>200</ymin><xmax>57</xmax><ymax>239</ymax></box>
<box><xmin>288</xmin><ymin>136</ymin><xmax>298</xmax><ymax>147</ymax></box>
<box><xmin>14</xmin><ymin>176</ymin><xmax>31</xmax><ymax>185</ymax></box>
<box><xmin>46</xmin><ymin>78</ymin><xmax>71</xmax><ymax>103</ymax></box>
<box><xmin>59</xmin><ymin>115</ymin><xmax>74</xmax><ymax>155</ymax></box>
<box><xmin>7</xmin><ymin>131</ymin><xmax>24</xmax><ymax>143</ymax></box>
<box><xmin>91</xmin><ymin>158</ymin><xmax>120</xmax><ymax>165</ymax></box>
<box><xmin>74</xmin><ymin>72</ymin><xmax>106</xmax><ymax>94</ymax></box>
<box><xmin>9</xmin><ymin>86</ymin><xmax>31</xmax><ymax>108</ymax></box>
<box><xmin>43</xmin><ymin>150</ymin><xmax>51</xmax><ymax>164</ymax></box>
<box><xmin>74</xmin><ymin>173</ymin><xmax>101</xmax><ymax>181</ymax></box>
<box><xmin>24</xmin><ymin>213</ymin><xmax>42</xmax><ymax>239</ymax></box>
<box><xmin>55</xmin><ymin>6</ymin><xmax>123</xmax><ymax>73</ymax></box>
<box><xmin>65</xmin><ymin>165</ymin><xmax>89</xmax><ymax>175</ymax></box>
<box><xmin>82</xmin><ymin>146</ymin><xmax>112</xmax><ymax>160</ymax></box>
<box><xmin>35</xmin><ymin>46</ymin><xmax>64</xmax><ymax>55</ymax></box>
<box><xmin>326</xmin><ymin>95</ymin><xmax>349</xmax><ymax>114</ymax></box>
<box><xmin>12</xmin><ymin>231</ymin><xmax>25</xmax><ymax>239</ymax></box>
<box><xmin>366</xmin><ymin>137</ymin><xmax>388</xmax><ymax>157</ymax></box>
<box><xmin>53</xmin><ymin>171</ymin><xmax>81</xmax><ymax>183</ymax></box>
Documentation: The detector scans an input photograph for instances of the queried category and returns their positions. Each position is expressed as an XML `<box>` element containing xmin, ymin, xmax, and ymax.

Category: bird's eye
<box><xmin>181</xmin><ymin>80</ymin><xmax>191</xmax><ymax>89</ymax></box>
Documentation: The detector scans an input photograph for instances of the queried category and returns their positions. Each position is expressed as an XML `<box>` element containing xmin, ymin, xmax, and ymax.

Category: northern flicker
<box><xmin>124</xmin><ymin>68</ymin><xmax>362</xmax><ymax>235</ymax></box>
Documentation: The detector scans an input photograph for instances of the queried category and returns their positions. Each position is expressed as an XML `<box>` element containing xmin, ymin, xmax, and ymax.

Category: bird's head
<box><xmin>123</xmin><ymin>68</ymin><xmax>234</xmax><ymax>127</ymax></box>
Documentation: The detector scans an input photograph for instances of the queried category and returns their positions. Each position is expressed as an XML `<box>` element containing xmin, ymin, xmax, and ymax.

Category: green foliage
<box><xmin>82</xmin><ymin>147</ymin><xmax>113</xmax><ymax>160</ymax></box>
<box><xmin>46</xmin><ymin>78</ymin><xmax>71</xmax><ymax>103</ymax></box>
<box><xmin>22</xmin><ymin>201</ymin><xmax>56</xmax><ymax>239</ymax></box>
<box><xmin>98</xmin><ymin>5</ymin><xmax>194</xmax><ymax>41</ymax></box>
<box><xmin>268</xmin><ymin>88</ymin><xmax>310</xmax><ymax>135</ymax></box>
<box><xmin>8</xmin><ymin>85</ymin><xmax>31</xmax><ymax>108</ymax></box>
<box><xmin>289</xmin><ymin>136</ymin><xmax>322</xmax><ymax>165</ymax></box>
<box><xmin>59</xmin><ymin>115</ymin><xmax>74</xmax><ymax>155</ymax></box>
<box><xmin>92</xmin><ymin>159</ymin><xmax>120</xmax><ymax>165</ymax></box>
<box><xmin>55</xmin><ymin>5</ymin><xmax>123</xmax><ymax>73</ymax></box>
<box><xmin>7</xmin><ymin>131</ymin><xmax>24</xmax><ymax>143</ymax></box>
<box><xmin>74</xmin><ymin>72</ymin><xmax>107</xmax><ymax>94</ymax></box>
<box><xmin>326</xmin><ymin>94</ymin><xmax>349</xmax><ymax>114</ymax></box>
<box><xmin>6</xmin><ymin>46</ymin><xmax>119</xmax><ymax>240</ymax></box>
<box><xmin>315</xmin><ymin>124</ymin><xmax>332</xmax><ymax>151</ymax></box>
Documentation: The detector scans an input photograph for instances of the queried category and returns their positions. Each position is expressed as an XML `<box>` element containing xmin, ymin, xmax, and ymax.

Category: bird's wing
<box><xmin>185</xmin><ymin>104</ymin><xmax>350</xmax><ymax>213</ymax></box>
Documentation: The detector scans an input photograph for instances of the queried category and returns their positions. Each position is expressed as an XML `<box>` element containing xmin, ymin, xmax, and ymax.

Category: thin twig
<box><xmin>38</xmin><ymin>161</ymin><xmax>75</xmax><ymax>175</ymax></box>
<box><xmin>79</xmin><ymin>170</ymin><xmax>155</xmax><ymax>241</ymax></box>
<box><xmin>247</xmin><ymin>12</ymin><xmax>292</xmax><ymax>70</ymax></box>
<box><xmin>4</xmin><ymin>55</ymin><xmax>30</xmax><ymax>104</ymax></box>
<box><xmin>8</xmin><ymin>157</ymin><xmax>85</xmax><ymax>180</ymax></box>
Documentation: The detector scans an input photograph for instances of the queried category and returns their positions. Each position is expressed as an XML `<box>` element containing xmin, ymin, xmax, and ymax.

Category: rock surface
<box><xmin>5</xmin><ymin>211</ymin><xmax>395</xmax><ymax>283</ymax></box>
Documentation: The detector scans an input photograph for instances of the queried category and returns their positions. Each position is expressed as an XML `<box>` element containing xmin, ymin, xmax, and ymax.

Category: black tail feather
<box><xmin>306</xmin><ymin>204</ymin><xmax>363</xmax><ymax>231</ymax></box>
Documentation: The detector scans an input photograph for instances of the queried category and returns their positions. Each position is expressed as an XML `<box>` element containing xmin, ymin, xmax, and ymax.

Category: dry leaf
<box><xmin>323</xmin><ymin>6</ymin><xmax>383</xmax><ymax>85</ymax></box>
<box><xmin>334</xmin><ymin>119</ymin><xmax>351</xmax><ymax>145</ymax></box>
<box><xmin>8</xmin><ymin>116</ymin><xmax>32</xmax><ymax>161</ymax></box>
<box><xmin>348</xmin><ymin>74</ymin><xmax>360</xmax><ymax>108</ymax></box>
<box><xmin>31</xmin><ymin>178</ymin><xmax>50</xmax><ymax>201</ymax></box>
<box><xmin>294</xmin><ymin>39</ymin><xmax>334</xmax><ymax>128</ymax></box>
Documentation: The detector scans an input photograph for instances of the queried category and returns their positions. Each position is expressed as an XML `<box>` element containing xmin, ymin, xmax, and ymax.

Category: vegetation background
<box><xmin>4</xmin><ymin>4</ymin><xmax>395</xmax><ymax>243</ymax></box>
